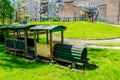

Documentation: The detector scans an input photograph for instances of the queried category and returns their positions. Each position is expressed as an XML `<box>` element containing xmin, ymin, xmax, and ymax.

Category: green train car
<box><xmin>1</xmin><ymin>24</ymin><xmax>89</xmax><ymax>69</ymax></box>
<box><xmin>0</xmin><ymin>27</ymin><xmax>4</xmax><ymax>41</ymax></box>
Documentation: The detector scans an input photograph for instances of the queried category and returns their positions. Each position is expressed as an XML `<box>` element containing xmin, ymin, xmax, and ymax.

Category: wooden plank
<box><xmin>4</xmin><ymin>29</ymin><xmax>7</xmax><ymax>51</ymax></box>
<box><xmin>76</xmin><ymin>62</ymin><xmax>84</xmax><ymax>66</ymax></box>
<box><xmin>56</xmin><ymin>65</ymin><xmax>69</xmax><ymax>69</ymax></box>
<box><xmin>6</xmin><ymin>38</ymin><xmax>13</xmax><ymax>40</ymax></box>
<box><xmin>24</xmin><ymin>30</ymin><xmax>28</xmax><ymax>56</ymax></box>
<box><xmin>13</xmin><ymin>30</ymin><xmax>16</xmax><ymax>54</ymax></box>
<box><xmin>15</xmin><ymin>39</ymin><xmax>25</xmax><ymax>42</ymax></box>
<box><xmin>61</xmin><ymin>31</ymin><xmax>64</xmax><ymax>44</ymax></box>
<box><xmin>37</xmin><ymin>31</ymin><xmax>39</xmax><ymax>42</ymax></box>
<box><xmin>34</xmin><ymin>31</ymin><xmax>37</xmax><ymax>58</ymax></box>
<box><xmin>50</xmin><ymin>30</ymin><xmax>53</xmax><ymax>61</ymax></box>
<box><xmin>35</xmin><ymin>56</ymin><xmax>50</xmax><ymax>63</ymax></box>
<box><xmin>46</xmin><ymin>30</ymin><xmax>49</xmax><ymax>44</ymax></box>
<box><xmin>26</xmin><ymin>56</ymin><xmax>35</xmax><ymax>59</ymax></box>
<box><xmin>15</xmin><ymin>49</ymin><xmax>25</xmax><ymax>52</ymax></box>
<box><xmin>6</xmin><ymin>47</ymin><xmax>14</xmax><ymax>49</ymax></box>
<box><xmin>5</xmin><ymin>50</ymin><xmax>15</xmax><ymax>54</ymax></box>
<box><xmin>54</xmin><ymin>58</ymin><xmax>73</xmax><ymax>63</ymax></box>
<box><xmin>72</xmin><ymin>69</ymin><xmax>84</xmax><ymax>73</ymax></box>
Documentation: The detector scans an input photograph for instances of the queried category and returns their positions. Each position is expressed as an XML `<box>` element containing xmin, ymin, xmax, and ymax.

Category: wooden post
<box><xmin>24</xmin><ymin>30</ymin><xmax>28</xmax><ymax>56</ymax></box>
<box><xmin>37</xmin><ymin>31</ymin><xmax>39</xmax><ymax>42</ymax></box>
<box><xmin>61</xmin><ymin>31</ymin><xmax>64</xmax><ymax>44</ymax></box>
<box><xmin>17</xmin><ymin>30</ymin><xmax>20</xmax><ymax>38</ymax></box>
<box><xmin>50</xmin><ymin>30</ymin><xmax>53</xmax><ymax>61</ymax></box>
<box><xmin>4</xmin><ymin>29</ymin><xmax>7</xmax><ymax>52</ymax></box>
<box><xmin>46</xmin><ymin>30</ymin><xmax>49</xmax><ymax>44</ymax></box>
<box><xmin>13</xmin><ymin>30</ymin><xmax>16</xmax><ymax>54</ymax></box>
<box><xmin>34</xmin><ymin>30</ymin><xmax>37</xmax><ymax>57</ymax></box>
<box><xmin>16</xmin><ymin>30</ymin><xmax>19</xmax><ymax>37</ymax></box>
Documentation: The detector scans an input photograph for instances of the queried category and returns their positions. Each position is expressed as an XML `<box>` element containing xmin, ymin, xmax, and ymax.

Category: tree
<box><xmin>0</xmin><ymin>0</ymin><xmax>14</xmax><ymax>24</ymax></box>
<box><xmin>23</xmin><ymin>14</ymin><xmax>30</xmax><ymax>24</ymax></box>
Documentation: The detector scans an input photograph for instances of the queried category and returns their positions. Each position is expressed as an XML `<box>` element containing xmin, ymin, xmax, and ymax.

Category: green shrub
<box><xmin>50</xmin><ymin>18</ymin><xmax>59</xmax><ymax>22</ymax></box>
<box><xmin>0</xmin><ymin>24</ymin><xmax>7</xmax><ymax>27</ymax></box>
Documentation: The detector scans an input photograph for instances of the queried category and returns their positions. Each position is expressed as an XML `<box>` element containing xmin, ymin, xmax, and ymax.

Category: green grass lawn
<box><xmin>0</xmin><ymin>42</ymin><xmax>120</xmax><ymax>80</ymax></box>
<box><xmin>28</xmin><ymin>21</ymin><xmax>120</xmax><ymax>40</ymax></box>
<box><xmin>88</xmin><ymin>42</ymin><xmax>120</xmax><ymax>46</ymax></box>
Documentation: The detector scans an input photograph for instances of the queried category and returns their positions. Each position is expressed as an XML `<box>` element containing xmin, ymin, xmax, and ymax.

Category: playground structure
<box><xmin>1</xmin><ymin>24</ymin><xmax>88</xmax><ymax>69</ymax></box>
<box><xmin>0</xmin><ymin>27</ymin><xmax>4</xmax><ymax>41</ymax></box>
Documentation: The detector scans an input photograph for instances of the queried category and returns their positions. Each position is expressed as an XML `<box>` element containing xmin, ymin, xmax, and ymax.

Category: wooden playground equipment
<box><xmin>0</xmin><ymin>27</ymin><xmax>4</xmax><ymax>41</ymax></box>
<box><xmin>1</xmin><ymin>24</ymin><xmax>89</xmax><ymax>69</ymax></box>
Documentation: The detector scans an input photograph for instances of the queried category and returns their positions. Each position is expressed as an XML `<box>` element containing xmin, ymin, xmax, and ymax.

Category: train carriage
<box><xmin>2</xmin><ymin>24</ymin><xmax>88</xmax><ymax>69</ymax></box>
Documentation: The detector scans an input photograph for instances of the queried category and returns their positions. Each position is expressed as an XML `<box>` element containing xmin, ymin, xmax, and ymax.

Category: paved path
<box><xmin>53</xmin><ymin>37</ymin><xmax>120</xmax><ymax>49</ymax></box>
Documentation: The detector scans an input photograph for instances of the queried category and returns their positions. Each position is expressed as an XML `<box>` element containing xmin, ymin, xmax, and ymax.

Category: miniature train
<box><xmin>1</xmin><ymin>24</ymin><xmax>88</xmax><ymax>68</ymax></box>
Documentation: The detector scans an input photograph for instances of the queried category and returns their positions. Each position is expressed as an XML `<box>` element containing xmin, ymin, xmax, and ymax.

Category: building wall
<box><xmin>49</xmin><ymin>2</ymin><xmax>57</xmax><ymax>18</ymax></box>
<box><xmin>98</xmin><ymin>4</ymin><xmax>107</xmax><ymax>20</ymax></box>
<box><xmin>63</xmin><ymin>1</ymin><xmax>74</xmax><ymax>18</ymax></box>
<box><xmin>106</xmin><ymin>0</ymin><xmax>119</xmax><ymax>24</ymax></box>
<box><xmin>24</xmin><ymin>0</ymin><xmax>40</xmax><ymax>20</ymax></box>
<box><xmin>40</xmin><ymin>0</ymin><xmax>63</xmax><ymax>18</ymax></box>
<box><xmin>74</xmin><ymin>0</ymin><xmax>106</xmax><ymax>6</ymax></box>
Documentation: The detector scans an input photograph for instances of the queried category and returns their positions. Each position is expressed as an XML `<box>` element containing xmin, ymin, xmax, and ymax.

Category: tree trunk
<box><xmin>1</xmin><ymin>11</ymin><xmax>5</xmax><ymax>24</ymax></box>
<box><xmin>2</xmin><ymin>16</ymin><xmax>5</xmax><ymax>24</ymax></box>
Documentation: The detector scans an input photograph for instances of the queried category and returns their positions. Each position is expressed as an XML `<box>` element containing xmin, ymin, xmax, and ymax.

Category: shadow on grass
<box><xmin>84</xmin><ymin>63</ymin><xmax>99</xmax><ymax>70</ymax></box>
<box><xmin>84</xmin><ymin>48</ymin><xmax>100</xmax><ymax>70</ymax></box>
<box><xmin>0</xmin><ymin>42</ymin><xmax>48</xmax><ymax>70</ymax></box>
<box><xmin>88</xmin><ymin>48</ymin><xmax>106</xmax><ymax>52</ymax></box>
<box><xmin>56</xmin><ymin>61</ymin><xmax>99</xmax><ymax>71</ymax></box>
<box><xmin>0</xmin><ymin>43</ymin><xmax>99</xmax><ymax>70</ymax></box>
<box><xmin>0</xmin><ymin>54</ymin><xmax>47</xmax><ymax>70</ymax></box>
<box><xmin>0</xmin><ymin>42</ymin><xmax>4</xmax><ymax>51</ymax></box>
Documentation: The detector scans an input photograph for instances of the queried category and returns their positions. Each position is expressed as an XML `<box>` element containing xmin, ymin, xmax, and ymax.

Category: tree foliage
<box><xmin>0</xmin><ymin>0</ymin><xmax>14</xmax><ymax>24</ymax></box>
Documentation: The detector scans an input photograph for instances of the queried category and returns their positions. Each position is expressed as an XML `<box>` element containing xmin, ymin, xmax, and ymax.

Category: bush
<box><xmin>49</xmin><ymin>18</ymin><xmax>59</xmax><ymax>22</ymax></box>
<box><xmin>0</xmin><ymin>24</ymin><xmax>7</xmax><ymax>27</ymax></box>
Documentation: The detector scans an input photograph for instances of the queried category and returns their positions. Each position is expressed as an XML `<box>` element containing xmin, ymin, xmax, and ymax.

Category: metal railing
<box><xmin>30</xmin><ymin>16</ymin><xmax>87</xmax><ymax>22</ymax></box>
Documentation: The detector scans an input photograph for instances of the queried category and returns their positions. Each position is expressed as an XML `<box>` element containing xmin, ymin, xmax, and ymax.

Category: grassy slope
<box><xmin>29</xmin><ymin>21</ymin><xmax>120</xmax><ymax>39</ymax></box>
<box><xmin>0</xmin><ymin>42</ymin><xmax>120</xmax><ymax>80</ymax></box>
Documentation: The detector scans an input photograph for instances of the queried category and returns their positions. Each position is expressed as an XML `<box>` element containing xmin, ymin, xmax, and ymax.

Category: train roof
<box><xmin>30</xmin><ymin>25</ymin><xmax>67</xmax><ymax>32</ymax></box>
<box><xmin>1</xmin><ymin>24</ymin><xmax>67</xmax><ymax>32</ymax></box>
<box><xmin>1</xmin><ymin>24</ymin><xmax>36</xmax><ymax>30</ymax></box>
